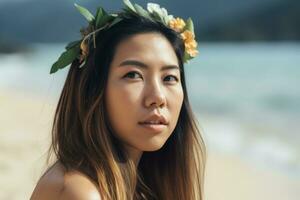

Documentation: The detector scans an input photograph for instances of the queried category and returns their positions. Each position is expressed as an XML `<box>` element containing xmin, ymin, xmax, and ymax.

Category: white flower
<box><xmin>147</xmin><ymin>3</ymin><xmax>161</xmax><ymax>14</ymax></box>
<box><xmin>161</xmin><ymin>7</ymin><xmax>168</xmax><ymax>16</ymax></box>
<box><xmin>166</xmin><ymin>14</ymin><xmax>174</xmax><ymax>21</ymax></box>
<box><xmin>147</xmin><ymin>3</ymin><xmax>174</xmax><ymax>22</ymax></box>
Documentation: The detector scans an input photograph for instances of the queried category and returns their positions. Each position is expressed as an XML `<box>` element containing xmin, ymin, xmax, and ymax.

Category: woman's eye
<box><xmin>123</xmin><ymin>72</ymin><xmax>178</xmax><ymax>82</ymax></box>
<box><xmin>164</xmin><ymin>75</ymin><xmax>179</xmax><ymax>82</ymax></box>
<box><xmin>123</xmin><ymin>71</ymin><xmax>142</xmax><ymax>79</ymax></box>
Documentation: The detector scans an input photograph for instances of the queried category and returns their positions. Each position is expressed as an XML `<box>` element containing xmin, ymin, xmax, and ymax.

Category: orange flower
<box><xmin>185</xmin><ymin>39</ymin><xmax>197</xmax><ymax>49</ymax></box>
<box><xmin>186</xmin><ymin>48</ymin><xmax>199</xmax><ymax>57</ymax></box>
<box><xmin>181</xmin><ymin>30</ymin><xmax>198</xmax><ymax>57</ymax></box>
<box><xmin>180</xmin><ymin>30</ymin><xmax>195</xmax><ymax>43</ymax></box>
<box><xmin>169</xmin><ymin>17</ymin><xmax>186</xmax><ymax>32</ymax></box>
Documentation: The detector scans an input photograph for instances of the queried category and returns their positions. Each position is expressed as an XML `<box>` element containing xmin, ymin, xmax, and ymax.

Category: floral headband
<box><xmin>50</xmin><ymin>0</ymin><xmax>199</xmax><ymax>74</ymax></box>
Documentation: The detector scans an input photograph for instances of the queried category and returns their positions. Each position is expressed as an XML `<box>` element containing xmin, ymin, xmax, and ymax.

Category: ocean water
<box><xmin>185</xmin><ymin>42</ymin><xmax>300</xmax><ymax>178</ymax></box>
<box><xmin>0</xmin><ymin>42</ymin><xmax>299</xmax><ymax>178</ymax></box>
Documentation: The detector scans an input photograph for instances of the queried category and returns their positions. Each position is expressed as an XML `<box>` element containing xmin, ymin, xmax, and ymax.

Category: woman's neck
<box><xmin>124</xmin><ymin>144</ymin><xmax>143</xmax><ymax>168</ymax></box>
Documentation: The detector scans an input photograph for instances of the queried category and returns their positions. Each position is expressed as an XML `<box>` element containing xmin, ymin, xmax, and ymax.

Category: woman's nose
<box><xmin>144</xmin><ymin>80</ymin><xmax>167</xmax><ymax>109</ymax></box>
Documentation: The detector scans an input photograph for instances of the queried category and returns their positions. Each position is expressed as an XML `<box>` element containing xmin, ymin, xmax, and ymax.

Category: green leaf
<box><xmin>133</xmin><ymin>4</ymin><xmax>151</xmax><ymax>19</ymax></box>
<box><xmin>95</xmin><ymin>7</ymin><xmax>107</xmax><ymax>27</ymax></box>
<box><xmin>65</xmin><ymin>40</ymin><xmax>81</xmax><ymax>50</ymax></box>
<box><xmin>183</xmin><ymin>51</ymin><xmax>192</xmax><ymax>63</ymax></box>
<box><xmin>108</xmin><ymin>17</ymin><xmax>123</xmax><ymax>28</ymax></box>
<box><xmin>123</xmin><ymin>0</ymin><xmax>136</xmax><ymax>13</ymax></box>
<box><xmin>74</xmin><ymin>3</ymin><xmax>95</xmax><ymax>22</ymax></box>
<box><xmin>148</xmin><ymin>9</ymin><xmax>166</xmax><ymax>24</ymax></box>
<box><xmin>95</xmin><ymin>7</ymin><xmax>117</xmax><ymax>29</ymax></box>
<box><xmin>50</xmin><ymin>44</ymin><xmax>80</xmax><ymax>74</ymax></box>
<box><xmin>99</xmin><ymin>15</ymin><xmax>114</xmax><ymax>28</ymax></box>
<box><xmin>95</xmin><ymin>7</ymin><xmax>104</xmax><ymax>24</ymax></box>
<box><xmin>185</xmin><ymin>18</ymin><xmax>194</xmax><ymax>33</ymax></box>
<box><xmin>121</xmin><ymin>8</ymin><xmax>137</xmax><ymax>17</ymax></box>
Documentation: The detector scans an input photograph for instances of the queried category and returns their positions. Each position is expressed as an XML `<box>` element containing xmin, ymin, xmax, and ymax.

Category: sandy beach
<box><xmin>0</xmin><ymin>89</ymin><xmax>299</xmax><ymax>200</ymax></box>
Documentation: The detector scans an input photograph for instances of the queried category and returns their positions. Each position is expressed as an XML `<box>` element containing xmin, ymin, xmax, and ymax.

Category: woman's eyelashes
<box><xmin>123</xmin><ymin>71</ymin><xmax>142</xmax><ymax>79</ymax></box>
<box><xmin>164</xmin><ymin>75</ymin><xmax>179</xmax><ymax>82</ymax></box>
<box><xmin>123</xmin><ymin>71</ymin><xmax>179</xmax><ymax>83</ymax></box>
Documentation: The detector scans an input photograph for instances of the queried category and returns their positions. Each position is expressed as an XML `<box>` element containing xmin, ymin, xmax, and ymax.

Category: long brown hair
<box><xmin>47</xmin><ymin>15</ymin><xmax>206</xmax><ymax>200</ymax></box>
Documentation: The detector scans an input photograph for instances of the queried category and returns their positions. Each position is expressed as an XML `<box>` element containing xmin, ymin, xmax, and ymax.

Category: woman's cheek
<box><xmin>170</xmin><ymin>84</ymin><xmax>183</xmax><ymax>102</ymax></box>
<box><xmin>114</xmin><ymin>82</ymin><xmax>144</xmax><ymax>110</ymax></box>
<box><xmin>171</xmin><ymin>86</ymin><xmax>184</xmax><ymax>116</ymax></box>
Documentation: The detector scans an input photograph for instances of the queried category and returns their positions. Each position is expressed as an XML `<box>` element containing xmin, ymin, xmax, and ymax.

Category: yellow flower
<box><xmin>186</xmin><ymin>42</ymin><xmax>199</xmax><ymax>57</ymax></box>
<box><xmin>180</xmin><ymin>30</ymin><xmax>195</xmax><ymax>43</ymax></box>
<box><xmin>186</xmin><ymin>48</ymin><xmax>199</xmax><ymax>57</ymax></box>
<box><xmin>181</xmin><ymin>30</ymin><xmax>198</xmax><ymax>57</ymax></box>
<box><xmin>185</xmin><ymin>39</ymin><xmax>197</xmax><ymax>49</ymax></box>
<box><xmin>169</xmin><ymin>17</ymin><xmax>186</xmax><ymax>32</ymax></box>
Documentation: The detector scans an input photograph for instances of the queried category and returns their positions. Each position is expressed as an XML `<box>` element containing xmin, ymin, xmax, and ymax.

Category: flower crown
<box><xmin>50</xmin><ymin>0</ymin><xmax>199</xmax><ymax>74</ymax></box>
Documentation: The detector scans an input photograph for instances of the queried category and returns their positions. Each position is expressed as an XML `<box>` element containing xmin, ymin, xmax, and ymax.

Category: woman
<box><xmin>30</xmin><ymin>1</ymin><xmax>206</xmax><ymax>199</ymax></box>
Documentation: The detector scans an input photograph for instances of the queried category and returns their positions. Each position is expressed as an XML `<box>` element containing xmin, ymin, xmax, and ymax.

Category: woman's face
<box><xmin>105</xmin><ymin>32</ymin><xmax>184</xmax><ymax>154</ymax></box>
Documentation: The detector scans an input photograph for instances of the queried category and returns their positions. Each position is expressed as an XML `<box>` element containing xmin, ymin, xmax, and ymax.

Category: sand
<box><xmin>205</xmin><ymin>151</ymin><xmax>300</xmax><ymax>200</ymax></box>
<box><xmin>0</xmin><ymin>89</ymin><xmax>299</xmax><ymax>200</ymax></box>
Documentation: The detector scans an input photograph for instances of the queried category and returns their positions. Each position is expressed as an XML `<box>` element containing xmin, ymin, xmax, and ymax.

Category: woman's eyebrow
<box><xmin>118</xmin><ymin>59</ymin><xmax>180</xmax><ymax>71</ymax></box>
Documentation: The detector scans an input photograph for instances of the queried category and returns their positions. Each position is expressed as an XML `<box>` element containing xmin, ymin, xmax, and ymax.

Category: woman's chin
<box><xmin>139</xmin><ymin>141</ymin><xmax>166</xmax><ymax>152</ymax></box>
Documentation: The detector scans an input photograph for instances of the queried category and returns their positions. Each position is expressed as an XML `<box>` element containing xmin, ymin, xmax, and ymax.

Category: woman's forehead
<box><xmin>111</xmin><ymin>32</ymin><xmax>179</xmax><ymax>68</ymax></box>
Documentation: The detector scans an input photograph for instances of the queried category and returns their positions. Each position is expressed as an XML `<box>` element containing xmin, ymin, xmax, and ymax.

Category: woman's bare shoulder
<box><xmin>30</xmin><ymin>162</ymin><xmax>102</xmax><ymax>200</ymax></box>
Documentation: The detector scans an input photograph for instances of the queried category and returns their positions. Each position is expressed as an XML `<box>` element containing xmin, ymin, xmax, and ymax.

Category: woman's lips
<box><xmin>138</xmin><ymin>122</ymin><xmax>167</xmax><ymax>132</ymax></box>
